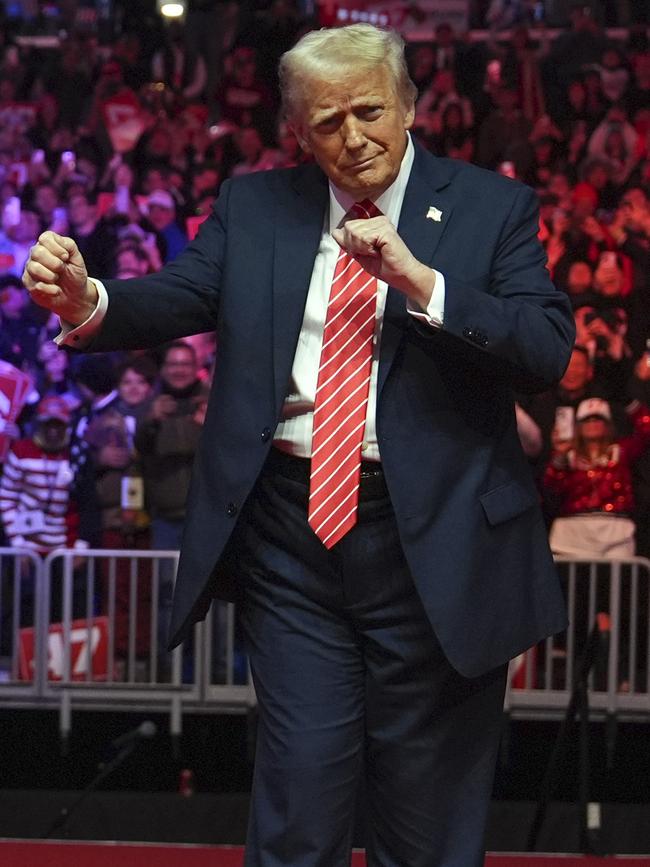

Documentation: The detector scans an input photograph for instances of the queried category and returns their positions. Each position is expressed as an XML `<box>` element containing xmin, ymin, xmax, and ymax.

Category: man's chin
<box><xmin>337</xmin><ymin>169</ymin><xmax>393</xmax><ymax>200</ymax></box>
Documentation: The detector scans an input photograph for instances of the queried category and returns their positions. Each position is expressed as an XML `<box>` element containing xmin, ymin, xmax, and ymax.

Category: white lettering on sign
<box><xmin>47</xmin><ymin>627</ymin><xmax>101</xmax><ymax>679</ymax></box>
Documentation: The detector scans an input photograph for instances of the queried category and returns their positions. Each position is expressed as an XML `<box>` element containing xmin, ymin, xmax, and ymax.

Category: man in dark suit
<box><xmin>24</xmin><ymin>23</ymin><xmax>574</xmax><ymax>867</ymax></box>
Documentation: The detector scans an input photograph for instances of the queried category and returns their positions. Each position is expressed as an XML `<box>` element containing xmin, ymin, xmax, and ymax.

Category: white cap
<box><xmin>147</xmin><ymin>190</ymin><xmax>175</xmax><ymax>211</ymax></box>
<box><xmin>576</xmin><ymin>398</ymin><xmax>611</xmax><ymax>422</ymax></box>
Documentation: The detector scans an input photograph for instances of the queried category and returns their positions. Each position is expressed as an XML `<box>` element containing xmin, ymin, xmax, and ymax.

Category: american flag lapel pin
<box><xmin>426</xmin><ymin>206</ymin><xmax>443</xmax><ymax>222</ymax></box>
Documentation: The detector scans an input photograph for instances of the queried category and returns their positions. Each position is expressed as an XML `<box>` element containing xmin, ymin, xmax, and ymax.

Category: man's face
<box><xmin>117</xmin><ymin>248</ymin><xmax>148</xmax><ymax>276</ymax></box>
<box><xmin>68</xmin><ymin>195</ymin><xmax>92</xmax><ymax>228</ymax></box>
<box><xmin>38</xmin><ymin>419</ymin><xmax>68</xmax><ymax>452</ymax></box>
<box><xmin>293</xmin><ymin>65</ymin><xmax>414</xmax><ymax>201</ymax></box>
<box><xmin>148</xmin><ymin>203</ymin><xmax>174</xmax><ymax>232</ymax></box>
<box><xmin>161</xmin><ymin>347</ymin><xmax>197</xmax><ymax>391</ymax></box>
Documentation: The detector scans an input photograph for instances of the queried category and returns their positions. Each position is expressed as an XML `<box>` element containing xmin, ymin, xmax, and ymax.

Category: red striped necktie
<box><xmin>308</xmin><ymin>198</ymin><xmax>381</xmax><ymax>549</ymax></box>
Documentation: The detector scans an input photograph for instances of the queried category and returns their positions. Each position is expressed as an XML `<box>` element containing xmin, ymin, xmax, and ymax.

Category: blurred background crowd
<box><xmin>1</xmin><ymin>0</ymin><xmax>650</xmax><ymax>586</ymax></box>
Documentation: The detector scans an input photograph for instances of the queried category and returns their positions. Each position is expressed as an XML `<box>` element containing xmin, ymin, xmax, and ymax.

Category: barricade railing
<box><xmin>0</xmin><ymin>547</ymin><xmax>44</xmax><ymax>698</ymax></box>
<box><xmin>3</xmin><ymin>549</ymin><xmax>650</xmax><ymax>731</ymax></box>
<box><xmin>0</xmin><ymin>546</ymin><xmax>255</xmax><ymax>738</ymax></box>
<box><xmin>505</xmin><ymin>556</ymin><xmax>650</xmax><ymax>720</ymax></box>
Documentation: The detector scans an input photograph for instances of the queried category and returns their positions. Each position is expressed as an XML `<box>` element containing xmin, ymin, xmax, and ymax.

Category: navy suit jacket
<box><xmin>90</xmin><ymin>142</ymin><xmax>575</xmax><ymax>677</ymax></box>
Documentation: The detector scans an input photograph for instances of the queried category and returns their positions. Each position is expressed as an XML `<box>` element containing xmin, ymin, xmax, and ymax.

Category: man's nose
<box><xmin>341</xmin><ymin>117</ymin><xmax>367</xmax><ymax>150</ymax></box>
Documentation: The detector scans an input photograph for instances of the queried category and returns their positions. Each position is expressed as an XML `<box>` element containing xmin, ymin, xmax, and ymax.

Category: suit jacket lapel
<box><xmin>272</xmin><ymin>165</ymin><xmax>328</xmax><ymax>414</ymax></box>
<box><xmin>378</xmin><ymin>144</ymin><xmax>457</xmax><ymax>399</ymax></box>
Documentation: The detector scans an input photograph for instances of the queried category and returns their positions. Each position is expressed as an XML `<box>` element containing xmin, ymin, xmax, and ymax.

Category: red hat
<box><xmin>36</xmin><ymin>396</ymin><xmax>71</xmax><ymax>424</ymax></box>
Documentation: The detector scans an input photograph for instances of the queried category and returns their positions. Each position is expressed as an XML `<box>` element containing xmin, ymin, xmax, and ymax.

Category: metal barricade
<box><xmin>202</xmin><ymin>599</ymin><xmax>256</xmax><ymax>709</ymax></box>
<box><xmin>506</xmin><ymin>557</ymin><xmax>650</xmax><ymax>721</ymax></box>
<box><xmin>0</xmin><ymin>547</ymin><xmax>44</xmax><ymax>700</ymax></box>
<box><xmin>0</xmin><ymin>547</ymin><xmax>254</xmax><ymax>736</ymax></box>
<box><xmin>40</xmin><ymin>548</ymin><xmax>255</xmax><ymax>737</ymax></box>
<box><xmin>5</xmin><ymin>549</ymin><xmax>650</xmax><ymax>729</ymax></box>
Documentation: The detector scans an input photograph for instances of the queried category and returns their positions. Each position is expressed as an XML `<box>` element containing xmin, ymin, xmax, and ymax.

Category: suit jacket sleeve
<box><xmin>440</xmin><ymin>184</ymin><xmax>575</xmax><ymax>391</ymax></box>
<box><xmin>85</xmin><ymin>181</ymin><xmax>232</xmax><ymax>352</ymax></box>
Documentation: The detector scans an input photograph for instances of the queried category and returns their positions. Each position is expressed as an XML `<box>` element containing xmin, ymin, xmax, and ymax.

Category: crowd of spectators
<box><xmin>0</xmin><ymin>3</ymin><xmax>650</xmax><ymax>667</ymax></box>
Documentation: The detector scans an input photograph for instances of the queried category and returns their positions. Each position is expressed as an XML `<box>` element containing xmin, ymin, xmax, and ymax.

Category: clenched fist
<box><xmin>22</xmin><ymin>231</ymin><xmax>98</xmax><ymax>326</ymax></box>
<box><xmin>332</xmin><ymin>216</ymin><xmax>435</xmax><ymax>311</ymax></box>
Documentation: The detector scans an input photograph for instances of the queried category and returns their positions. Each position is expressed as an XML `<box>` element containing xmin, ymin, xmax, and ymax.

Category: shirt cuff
<box><xmin>406</xmin><ymin>269</ymin><xmax>445</xmax><ymax>329</ymax></box>
<box><xmin>54</xmin><ymin>279</ymin><xmax>108</xmax><ymax>348</ymax></box>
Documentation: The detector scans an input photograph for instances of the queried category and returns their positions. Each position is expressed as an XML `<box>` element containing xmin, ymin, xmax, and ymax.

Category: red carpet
<box><xmin>1</xmin><ymin>841</ymin><xmax>647</xmax><ymax>866</ymax></box>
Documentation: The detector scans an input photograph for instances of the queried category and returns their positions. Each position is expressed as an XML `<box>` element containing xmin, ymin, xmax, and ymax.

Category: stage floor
<box><xmin>1</xmin><ymin>841</ymin><xmax>648</xmax><ymax>866</ymax></box>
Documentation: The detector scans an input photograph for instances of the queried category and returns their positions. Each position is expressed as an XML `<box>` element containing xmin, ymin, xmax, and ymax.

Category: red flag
<box><xmin>101</xmin><ymin>89</ymin><xmax>147</xmax><ymax>154</ymax></box>
<box><xmin>0</xmin><ymin>361</ymin><xmax>32</xmax><ymax>461</ymax></box>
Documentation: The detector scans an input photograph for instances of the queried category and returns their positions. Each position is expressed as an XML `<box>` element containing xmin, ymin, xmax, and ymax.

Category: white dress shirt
<box><xmin>274</xmin><ymin>134</ymin><xmax>445</xmax><ymax>460</ymax></box>
<box><xmin>58</xmin><ymin>134</ymin><xmax>446</xmax><ymax>462</ymax></box>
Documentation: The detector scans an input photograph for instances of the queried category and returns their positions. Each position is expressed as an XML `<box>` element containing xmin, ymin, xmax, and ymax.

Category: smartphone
<box><xmin>555</xmin><ymin>406</ymin><xmax>575</xmax><ymax>441</ymax></box>
<box><xmin>31</xmin><ymin>149</ymin><xmax>45</xmax><ymax>165</ymax></box>
<box><xmin>60</xmin><ymin>150</ymin><xmax>76</xmax><ymax>168</ymax></box>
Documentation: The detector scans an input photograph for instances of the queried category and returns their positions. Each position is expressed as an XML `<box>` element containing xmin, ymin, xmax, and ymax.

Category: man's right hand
<box><xmin>22</xmin><ymin>231</ymin><xmax>98</xmax><ymax>326</ymax></box>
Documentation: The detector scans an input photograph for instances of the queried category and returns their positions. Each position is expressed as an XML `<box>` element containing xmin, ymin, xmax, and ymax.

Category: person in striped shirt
<box><xmin>0</xmin><ymin>396</ymin><xmax>95</xmax><ymax>553</ymax></box>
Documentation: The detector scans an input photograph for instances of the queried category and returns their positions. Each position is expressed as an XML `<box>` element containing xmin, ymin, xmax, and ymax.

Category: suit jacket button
<box><xmin>463</xmin><ymin>327</ymin><xmax>473</xmax><ymax>338</ymax></box>
<box><xmin>261</xmin><ymin>427</ymin><xmax>271</xmax><ymax>442</ymax></box>
<box><xmin>226</xmin><ymin>502</ymin><xmax>238</xmax><ymax>517</ymax></box>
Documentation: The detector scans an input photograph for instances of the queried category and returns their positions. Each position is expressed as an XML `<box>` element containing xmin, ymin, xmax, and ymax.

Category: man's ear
<box><xmin>290</xmin><ymin>119</ymin><xmax>312</xmax><ymax>155</ymax></box>
<box><xmin>403</xmin><ymin>100</ymin><xmax>416</xmax><ymax>131</ymax></box>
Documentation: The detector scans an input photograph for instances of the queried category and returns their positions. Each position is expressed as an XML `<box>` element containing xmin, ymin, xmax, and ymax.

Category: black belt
<box><xmin>266</xmin><ymin>448</ymin><xmax>388</xmax><ymax>500</ymax></box>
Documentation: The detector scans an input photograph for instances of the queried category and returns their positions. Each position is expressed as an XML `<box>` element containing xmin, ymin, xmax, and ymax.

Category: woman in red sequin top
<box><xmin>544</xmin><ymin>397</ymin><xmax>650</xmax><ymax>558</ymax></box>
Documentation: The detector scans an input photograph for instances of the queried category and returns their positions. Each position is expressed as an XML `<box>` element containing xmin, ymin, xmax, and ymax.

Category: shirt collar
<box><xmin>328</xmin><ymin>132</ymin><xmax>415</xmax><ymax>233</ymax></box>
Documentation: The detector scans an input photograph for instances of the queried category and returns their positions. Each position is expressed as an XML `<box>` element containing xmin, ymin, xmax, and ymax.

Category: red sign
<box><xmin>101</xmin><ymin>89</ymin><xmax>147</xmax><ymax>154</ymax></box>
<box><xmin>510</xmin><ymin>648</ymin><xmax>537</xmax><ymax>689</ymax></box>
<box><xmin>19</xmin><ymin>616</ymin><xmax>110</xmax><ymax>682</ymax></box>
<box><xmin>96</xmin><ymin>192</ymin><xmax>116</xmax><ymax>217</ymax></box>
<box><xmin>0</xmin><ymin>361</ymin><xmax>33</xmax><ymax>461</ymax></box>
<box><xmin>186</xmin><ymin>214</ymin><xmax>209</xmax><ymax>241</ymax></box>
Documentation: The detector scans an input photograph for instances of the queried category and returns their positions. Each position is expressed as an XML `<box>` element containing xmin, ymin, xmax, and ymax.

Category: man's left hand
<box><xmin>332</xmin><ymin>216</ymin><xmax>435</xmax><ymax>311</ymax></box>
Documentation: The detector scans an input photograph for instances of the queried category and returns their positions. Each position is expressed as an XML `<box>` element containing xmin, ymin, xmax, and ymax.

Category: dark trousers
<box><xmin>235</xmin><ymin>452</ymin><xmax>507</xmax><ymax>867</ymax></box>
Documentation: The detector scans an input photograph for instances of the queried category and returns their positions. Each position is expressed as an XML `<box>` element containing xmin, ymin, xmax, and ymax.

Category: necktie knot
<box><xmin>349</xmin><ymin>199</ymin><xmax>382</xmax><ymax>220</ymax></box>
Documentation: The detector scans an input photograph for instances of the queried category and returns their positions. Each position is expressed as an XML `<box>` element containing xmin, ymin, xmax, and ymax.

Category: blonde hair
<box><xmin>279</xmin><ymin>24</ymin><xmax>417</xmax><ymax>121</ymax></box>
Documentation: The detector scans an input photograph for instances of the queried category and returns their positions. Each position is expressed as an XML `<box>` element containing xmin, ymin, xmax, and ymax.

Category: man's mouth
<box><xmin>348</xmin><ymin>155</ymin><xmax>376</xmax><ymax>170</ymax></box>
